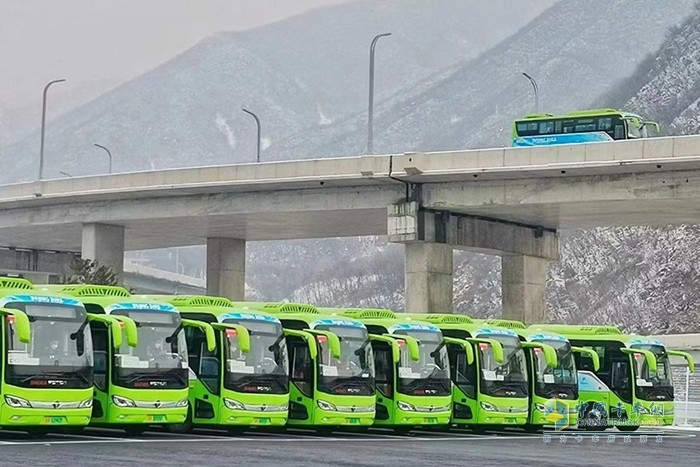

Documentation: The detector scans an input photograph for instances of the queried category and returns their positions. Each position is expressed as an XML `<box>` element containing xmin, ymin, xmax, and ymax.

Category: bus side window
<box><xmin>90</xmin><ymin>321</ymin><xmax>109</xmax><ymax>391</ymax></box>
<box><xmin>448</xmin><ymin>343</ymin><xmax>476</xmax><ymax>398</ymax></box>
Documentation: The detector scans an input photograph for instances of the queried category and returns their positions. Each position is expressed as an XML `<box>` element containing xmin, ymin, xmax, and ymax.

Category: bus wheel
<box><xmin>168</xmin><ymin>408</ymin><xmax>193</xmax><ymax>434</ymax></box>
<box><xmin>314</xmin><ymin>427</ymin><xmax>335</xmax><ymax>436</ymax></box>
<box><xmin>523</xmin><ymin>424</ymin><xmax>543</xmax><ymax>433</ymax></box>
<box><xmin>25</xmin><ymin>429</ymin><xmax>49</xmax><ymax>439</ymax></box>
<box><xmin>617</xmin><ymin>425</ymin><xmax>640</xmax><ymax>432</ymax></box>
<box><xmin>124</xmin><ymin>426</ymin><xmax>148</xmax><ymax>436</ymax></box>
<box><xmin>393</xmin><ymin>427</ymin><xmax>412</xmax><ymax>435</ymax></box>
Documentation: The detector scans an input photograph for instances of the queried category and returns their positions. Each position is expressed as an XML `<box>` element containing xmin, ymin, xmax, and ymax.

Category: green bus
<box><xmin>232</xmin><ymin>302</ymin><xmax>376</xmax><ymax>430</ymax></box>
<box><xmin>402</xmin><ymin>313</ymin><xmax>536</xmax><ymax>428</ymax></box>
<box><xmin>512</xmin><ymin>108</ymin><xmax>659</xmax><ymax>147</ymax></box>
<box><xmin>134</xmin><ymin>295</ymin><xmax>291</xmax><ymax>431</ymax></box>
<box><xmin>0</xmin><ymin>278</ymin><xmax>94</xmax><ymax>435</ymax></box>
<box><xmin>529</xmin><ymin>324</ymin><xmax>694</xmax><ymax>431</ymax></box>
<box><xmin>327</xmin><ymin>308</ymin><xmax>457</xmax><ymax>432</ymax></box>
<box><xmin>484</xmin><ymin>319</ymin><xmax>599</xmax><ymax>431</ymax></box>
<box><xmin>42</xmin><ymin>285</ymin><xmax>214</xmax><ymax>434</ymax></box>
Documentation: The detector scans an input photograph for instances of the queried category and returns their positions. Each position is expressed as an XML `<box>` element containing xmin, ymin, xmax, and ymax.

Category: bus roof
<box><xmin>517</xmin><ymin>108</ymin><xmax>643</xmax><ymax>122</ymax></box>
<box><xmin>401</xmin><ymin>313</ymin><xmax>475</xmax><ymax>325</ymax></box>
<box><xmin>133</xmin><ymin>295</ymin><xmax>281</xmax><ymax>323</ymax></box>
<box><xmin>229</xmin><ymin>301</ymin><xmax>320</xmax><ymax>315</ymax></box>
<box><xmin>0</xmin><ymin>277</ymin><xmax>36</xmax><ymax>292</ymax></box>
<box><xmin>483</xmin><ymin>319</ymin><xmax>526</xmax><ymax>330</ymax></box>
<box><xmin>40</xmin><ymin>284</ymin><xmax>178</xmax><ymax>313</ymax></box>
<box><xmin>0</xmin><ymin>279</ymin><xmax>85</xmax><ymax>307</ymax></box>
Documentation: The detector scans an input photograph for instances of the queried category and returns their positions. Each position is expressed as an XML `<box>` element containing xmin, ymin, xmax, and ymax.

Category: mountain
<box><xmin>0</xmin><ymin>0</ymin><xmax>555</xmax><ymax>183</ymax></box>
<box><xmin>270</xmin><ymin>0</ymin><xmax>698</xmax><ymax>159</ymax></box>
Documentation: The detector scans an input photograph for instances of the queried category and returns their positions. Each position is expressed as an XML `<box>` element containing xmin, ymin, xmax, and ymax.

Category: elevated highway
<box><xmin>1</xmin><ymin>135</ymin><xmax>699</xmax><ymax>321</ymax></box>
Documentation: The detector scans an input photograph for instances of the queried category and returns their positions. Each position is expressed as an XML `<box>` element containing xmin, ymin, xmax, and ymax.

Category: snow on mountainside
<box><xmin>270</xmin><ymin>0</ymin><xmax>697</xmax><ymax>159</ymax></box>
<box><xmin>0</xmin><ymin>0</ymin><xmax>555</xmax><ymax>183</ymax></box>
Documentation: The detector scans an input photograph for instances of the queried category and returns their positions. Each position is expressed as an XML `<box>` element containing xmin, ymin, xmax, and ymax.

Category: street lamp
<box><xmin>367</xmin><ymin>32</ymin><xmax>391</xmax><ymax>154</ymax></box>
<box><xmin>39</xmin><ymin>78</ymin><xmax>66</xmax><ymax>180</ymax></box>
<box><xmin>242</xmin><ymin>108</ymin><xmax>261</xmax><ymax>163</ymax></box>
<box><xmin>94</xmin><ymin>143</ymin><xmax>113</xmax><ymax>174</ymax></box>
<box><xmin>521</xmin><ymin>72</ymin><xmax>539</xmax><ymax>113</ymax></box>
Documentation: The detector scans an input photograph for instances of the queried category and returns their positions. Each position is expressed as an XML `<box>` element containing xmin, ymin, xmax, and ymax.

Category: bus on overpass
<box><xmin>512</xmin><ymin>109</ymin><xmax>659</xmax><ymax>147</ymax></box>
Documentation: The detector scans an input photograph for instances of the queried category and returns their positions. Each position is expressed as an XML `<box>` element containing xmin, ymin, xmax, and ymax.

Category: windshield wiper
<box><xmin>70</xmin><ymin>318</ymin><xmax>90</xmax><ymax>341</ymax></box>
<box><xmin>268</xmin><ymin>333</ymin><xmax>286</xmax><ymax>352</ymax></box>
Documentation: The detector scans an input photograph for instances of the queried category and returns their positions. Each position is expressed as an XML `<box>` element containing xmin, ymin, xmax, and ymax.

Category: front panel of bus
<box><xmin>628</xmin><ymin>339</ymin><xmax>675</xmax><ymax>427</ymax></box>
<box><xmin>0</xmin><ymin>295</ymin><xmax>93</xmax><ymax>429</ymax></box>
<box><xmin>528</xmin><ymin>334</ymin><xmax>579</xmax><ymax>428</ymax></box>
<box><xmin>286</xmin><ymin>319</ymin><xmax>375</xmax><ymax>427</ymax></box>
<box><xmin>473</xmin><ymin>329</ymin><xmax>529</xmax><ymax>425</ymax></box>
<box><xmin>386</xmin><ymin>324</ymin><xmax>451</xmax><ymax>428</ymax></box>
<box><xmin>93</xmin><ymin>304</ymin><xmax>188</xmax><ymax>428</ymax></box>
<box><xmin>187</xmin><ymin>313</ymin><xmax>289</xmax><ymax>428</ymax></box>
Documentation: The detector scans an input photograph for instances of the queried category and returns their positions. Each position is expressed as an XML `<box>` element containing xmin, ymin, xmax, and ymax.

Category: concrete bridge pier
<box><xmin>206</xmin><ymin>237</ymin><xmax>245</xmax><ymax>300</ymax></box>
<box><xmin>81</xmin><ymin>223</ymin><xmax>125</xmax><ymax>284</ymax></box>
<box><xmin>388</xmin><ymin>202</ymin><xmax>559</xmax><ymax>323</ymax></box>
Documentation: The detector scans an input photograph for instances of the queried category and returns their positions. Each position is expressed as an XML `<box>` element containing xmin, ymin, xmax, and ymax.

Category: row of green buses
<box><xmin>0</xmin><ymin>278</ymin><xmax>694</xmax><ymax>435</ymax></box>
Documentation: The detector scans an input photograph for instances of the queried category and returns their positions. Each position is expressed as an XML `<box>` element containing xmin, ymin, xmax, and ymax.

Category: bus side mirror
<box><xmin>524</xmin><ymin>342</ymin><xmax>558</xmax><ymax>368</ymax></box>
<box><xmin>184</xmin><ymin>320</ymin><xmax>218</xmax><ymax>353</ymax></box>
<box><xmin>0</xmin><ymin>309</ymin><xmax>31</xmax><ymax>344</ymax></box>
<box><xmin>572</xmin><ymin>346</ymin><xmax>600</xmax><ymax>371</ymax></box>
<box><xmin>668</xmin><ymin>350</ymin><xmax>695</xmax><ymax>373</ymax></box>
<box><xmin>88</xmin><ymin>315</ymin><xmax>123</xmax><ymax>348</ymax></box>
<box><xmin>444</xmin><ymin>337</ymin><xmax>474</xmax><ymax>365</ymax></box>
<box><xmin>112</xmin><ymin>316</ymin><xmax>139</xmax><ymax>347</ymax></box>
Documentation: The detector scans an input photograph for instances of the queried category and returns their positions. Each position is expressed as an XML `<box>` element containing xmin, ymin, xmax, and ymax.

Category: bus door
<box><xmin>183</xmin><ymin>323</ymin><xmax>231</xmax><ymax>425</ymax></box>
<box><xmin>283</xmin><ymin>329</ymin><xmax>317</xmax><ymax>423</ymax></box>
<box><xmin>89</xmin><ymin>315</ymin><xmax>137</xmax><ymax>423</ymax></box>
<box><xmin>368</xmin><ymin>335</ymin><xmax>400</xmax><ymax>423</ymax></box>
<box><xmin>444</xmin><ymin>337</ymin><xmax>476</xmax><ymax>423</ymax></box>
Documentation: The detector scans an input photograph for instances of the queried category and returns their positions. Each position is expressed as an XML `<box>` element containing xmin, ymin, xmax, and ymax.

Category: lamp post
<box><xmin>39</xmin><ymin>79</ymin><xmax>66</xmax><ymax>180</ymax></box>
<box><xmin>94</xmin><ymin>143</ymin><xmax>113</xmax><ymax>174</ymax></box>
<box><xmin>242</xmin><ymin>109</ymin><xmax>261</xmax><ymax>163</ymax></box>
<box><xmin>521</xmin><ymin>72</ymin><xmax>539</xmax><ymax>113</ymax></box>
<box><xmin>367</xmin><ymin>33</ymin><xmax>391</xmax><ymax>154</ymax></box>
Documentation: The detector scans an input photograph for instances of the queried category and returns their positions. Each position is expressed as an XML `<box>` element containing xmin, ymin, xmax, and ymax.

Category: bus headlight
<box><xmin>397</xmin><ymin>401</ymin><xmax>416</xmax><ymax>412</ymax></box>
<box><xmin>535</xmin><ymin>403</ymin><xmax>547</xmax><ymax>413</ymax></box>
<box><xmin>4</xmin><ymin>395</ymin><xmax>32</xmax><ymax>408</ymax></box>
<box><xmin>480</xmin><ymin>402</ymin><xmax>497</xmax><ymax>412</ymax></box>
<box><xmin>112</xmin><ymin>395</ymin><xmax>136</xmax><ymax>408</ymax></box>
<box><xmin>223</xmin><ymin>398</ymin><xmax>245</xmax><ymax>410</ymax></box>
<box><xmin>78</xmin><ymin>398</ymin><xmax>93</xmax><ymax>409</ymax></box>
<box><xmin>176</xmin><ymin>398</ymin><xmax>189</xmax><ymax>408</ymax></box>
<box><xmin>317</xmin><ymin>400</ymin><xmax>337</xmax><ymax>411</ymax></box>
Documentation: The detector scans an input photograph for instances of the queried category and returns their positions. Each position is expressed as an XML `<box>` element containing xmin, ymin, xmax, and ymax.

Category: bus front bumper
<box><xmin>0</xmin><ymin>406</ymin><xmax>91</xmax><ymax>427</ymax></box>
<box><xmin>220</xmin><ymin>407</ymin><xmax>288</xmax><ymax>427</ymax></box>
<box><xmin>105</xmin><ymin>406</ymin><xmax>187</xmax><ymax>425</ymax></box>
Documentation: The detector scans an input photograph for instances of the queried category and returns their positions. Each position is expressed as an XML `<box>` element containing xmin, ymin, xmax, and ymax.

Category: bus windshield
<box><xmin>4</xmin><ymin>302</ymin><xmax>93</xmax><ymax>389</ymax></box>
<box><xmin>533</xmin><ymin>339</ymin><xmax>577</xmax><ymax>399</ymax></box>
<box><xmin>630</xmin><ymin>344</ymin><xmax>673</xmax><ymax>401</ymax></box>
<box><xmin>478</xmin><ymin>334</ymin><xmax>528</xmax><ymax>398</ymax></box>
<box><xmin>222</xmin><ymin>319</ymin><xmax>289</xmax><ymax>394</ymax></box>
<box><xmin>111</xmin><ymin>310</ymin><xmax>188</xmax><ymax>389</ymax></box>
<box><xmin>314</xmin><ymin>325</ymin><xmax>374</xmax><ymax>396</ymax></box>
<box><xmin>393</xmin><ymin>329</ymin><xmax>451</xmax><ymax>396</ymax></box>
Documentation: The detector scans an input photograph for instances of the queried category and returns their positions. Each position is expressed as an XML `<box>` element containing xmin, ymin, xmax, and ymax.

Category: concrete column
<box><xmin>206</xmin><ymin>238</ymin><xmax>245</xmax><ymax>300</ymax></box>
<box><xmin>81</xmin><ymin>223</ymin><xmax>125</xmax><ymax>283</ymax></box>
<box><xmin>404</xmin><ymin>242</ymin><xmax>453</xmax><ymax>313</ymax></box>
<box><xmin>502</xmin><ymin>255</ymin><xmax>548</xmax><ymax>324</ymax></box>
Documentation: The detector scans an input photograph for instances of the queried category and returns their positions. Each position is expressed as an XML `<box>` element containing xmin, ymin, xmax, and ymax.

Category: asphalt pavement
<box><xmin>0</xmin><ymin>427</ymin><xmax>695</xmax><ymax>466</ymax></box>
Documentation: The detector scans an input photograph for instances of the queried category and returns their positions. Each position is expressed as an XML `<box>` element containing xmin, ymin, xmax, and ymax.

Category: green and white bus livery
<box><xmin>334</xmin><ymin>309</ymin><xmax>454</xmax><ymax>431</ymax></box>
<box><xmin>403</xmin><ymin>314</ymin><xmax>532</xmax><ymax>428</ymax></box>
<box><xmin>237</xmin><ymin>303</ymin><xmax>376</xmax><ymax>429</ymax></box>
<box><xmin>42</xmin><ymin>285</ymin><xmax>214</xmax><ymax>434</ymax></box>
<box><xmin>0</xmin><ymin>279</ymin><xmax>94</xmax><ymax>433</ymax></box>
<box><xmin>135</xmin><ymin>295</ymin><xmax>290</xmax><ymax>430</ymax></box>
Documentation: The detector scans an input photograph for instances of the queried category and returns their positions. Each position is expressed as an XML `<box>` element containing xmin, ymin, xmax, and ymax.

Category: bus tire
<box><xmin>617</xmin><ymin>425</ymin><xmax>640</xmax><ymax>432</ymax></box>
<box><xmin>124</xmin><ymin>426</ymin><xmax>148</xmax><ymax>436</ymax></box>
<box><xmin>168</xmin><ymin>408</ymin><xmax>193</xmax><ymax>434</ymax></box>
<box><xmin>523</xmin><ymin>424</ymin><xmax>543</xmax><ymax>433</ymax></box>
<box><xmin>25</xmin><ymin>429</ymin><xmax>49</xmax><ymax>439</ymax></box>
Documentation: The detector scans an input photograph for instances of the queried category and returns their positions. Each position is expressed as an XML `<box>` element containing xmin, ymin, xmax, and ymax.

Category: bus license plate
<box><xmin>423</xmin><ymin>417</ymin><xmax>438</xmax><ymax>424</ymax></box>
<box><xmin>253</xmin><ymin>418</ymin><xmax>271</xmax><ymax>425</ymax></box>
<box><xmin>344</xmin><ymin>418</ymin><xmax>360</xmax><ymax>425</ymax></box>
<box><xmin>44</xmin><ymin>416</ymin><xmax>66</xmax><ymax>425</ymax></box>
<box><xmin>147</xmin><ymin>415</ymin><xmax>167</xmax><ymax>422</ymax></box>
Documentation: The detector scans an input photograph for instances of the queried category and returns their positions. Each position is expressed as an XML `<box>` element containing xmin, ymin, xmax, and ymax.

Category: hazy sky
<box><xmin>0</xmin><ymin>0</ymin><xmax>351</xmax><ymax>115</ymax></box>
